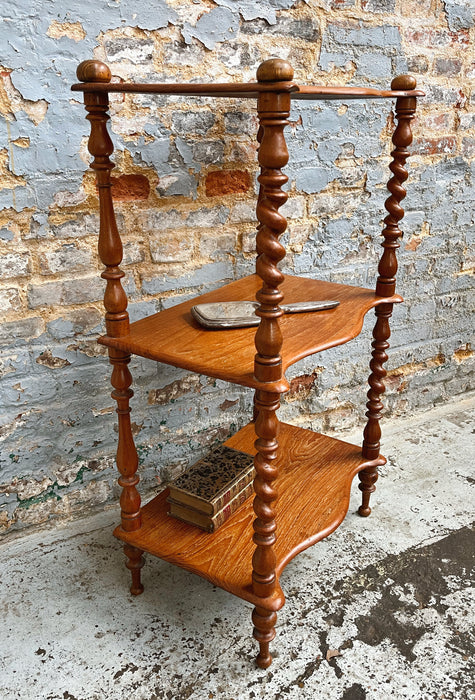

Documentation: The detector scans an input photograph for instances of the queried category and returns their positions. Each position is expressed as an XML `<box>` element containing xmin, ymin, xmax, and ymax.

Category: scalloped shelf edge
<box><xmin>114</xmin><ymin>421</ymin><xmax>385</xmax><ymax>611</ymax></box>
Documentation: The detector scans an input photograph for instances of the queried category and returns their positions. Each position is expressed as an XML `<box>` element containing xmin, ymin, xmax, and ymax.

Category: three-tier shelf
<box><xmin>72</xmin><ymin>58</ymin><xmax>422</xmax><ymax>668</ymax></box>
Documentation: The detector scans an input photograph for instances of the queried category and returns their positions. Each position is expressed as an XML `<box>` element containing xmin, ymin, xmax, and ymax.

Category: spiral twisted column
<box><xmin>360</xmin><ymin>77</ymin><xmax>417</xmax><ymax>516</ymax></box>
<box><xmin>251</xmin><ymin>59</ymin><xmax>293</xmax><ymax>669</ymax></box>
<box><xmin>376</xmin><ymin>75</ymin><xmax>417</xmax><ymax>299</ymax></box>
<box><xmin>78</xmin><ymin>61</ymin><xmax>143</xmax><ymax>585</ymax></box>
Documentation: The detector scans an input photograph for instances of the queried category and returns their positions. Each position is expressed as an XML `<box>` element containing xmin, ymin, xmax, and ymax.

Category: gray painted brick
<box><xmin>104</xmin><ymin>37</ymin><xmax>154</xmax><ymax>64</ymax></box>
<box><xmin>191</xmin><ymin>140</ymin><xmax>225</xmax><ymax>164</ymax></box>
<box><xmin>0</xmin><ymin>253</ymin><xmax>31</xmax><ymax>279</ymax></box>
<box><xmin>149</xmin><ymin>231</ymin><xmax>194</xmax><ymax>263</ymax></box>
<box><xmin>326</xmin><ymin>22</ymin><xmax>400</xmax><ymax>48</ymax></box>
<box><xmin>171</xmin><ymin>111</ymin><xmax>215</xmax><ymax>136</ymax></box>
<box><xmin>141</xmin><ymin>261</ymin><xmax>233</xmax><ymax>295</ymax></box>
<box><xmin>0</xmin><ymin>288</ymin><xmax>22</xmax><ymax>314</ymax></box>
<box><xmin>240</xmin><ymin>16</ymin><xmax>319</xmax><ymax>41</ymax></box>
<box><xmin>0</xmin><ymin>317</ymin><xmax>44</xmax><ymax>343</ymax></box>
<box><xmin>0</xmin><ymin>227</ymin><xmax>14</xmax><ymax>241</ymax></box>
<box><xmin>28</xmin><ymin>277</ymin><xmax>105</xmax><ymax>309</ymax></box>
<box><xmin>38</xmin><ymin>245</ymin><xmax>93</xmax><ymax>275</ymax></box>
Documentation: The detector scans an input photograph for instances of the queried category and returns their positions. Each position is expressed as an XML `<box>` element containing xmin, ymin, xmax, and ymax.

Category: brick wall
<box><xmin>1</xmin><ymin>0</ymin><xmax>474</xmax><ymax>536</ymax></box>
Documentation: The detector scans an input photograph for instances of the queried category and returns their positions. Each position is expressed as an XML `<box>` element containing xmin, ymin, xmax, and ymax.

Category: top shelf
<box><xmin>71</xmin><ymin>81</ymin><xmax>423</xmax><ymax>101</ymax></box>
<box><xmin>292</xmin><ymin>85</ymin><xmax>424</xmax><ymax>100</ymax></box>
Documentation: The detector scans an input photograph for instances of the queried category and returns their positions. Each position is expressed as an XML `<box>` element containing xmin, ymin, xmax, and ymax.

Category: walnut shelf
<box><xmin>99</xmin><ymin>274</ymin><xmax>402</xmax><ymax>392</ymax></box>
<box><xmin>115</xmin><ymin>421</ymin><xmax>383</xmax><ymax>611</ymax></box>
<box><xmin>74</xmin><ymin>56</ymin><xmax>420</xmax><ymax>669</ymax></box>
<box><xmin>71</xmin><ymin>80</ymin><xmax>423</xmax><ymax>101</ymax></box>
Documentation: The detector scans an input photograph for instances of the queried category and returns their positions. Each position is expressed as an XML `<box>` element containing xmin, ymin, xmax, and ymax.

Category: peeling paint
<box><xmin>183</xmin><ymin>7</ymin><xmax>240</xmax><ymax>50</ymax></box>
<box><xmin>35</xmin><ymin>350</ymin><xmax>71</xmax><ymax>369</ymax></box>
<box><xmin>47</xmin><ymin>20</ymin><xmax>87</xmax><ymax>42</ymax></box>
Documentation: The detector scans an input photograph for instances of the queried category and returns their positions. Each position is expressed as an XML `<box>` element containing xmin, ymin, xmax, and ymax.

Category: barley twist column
<box><xmin>77</xmin><ymin>61</ymin><xmax>144</xmax><ymax>591</ymax></box>
<box><xmin>360</xmin><ymin>76</ymin><xmax>417</xmax><ymax>516</ymax></box>
<box><xmin>251</xmin><ymin>58</ymin><xmax>293</xmax><ymax>668</ymax></box>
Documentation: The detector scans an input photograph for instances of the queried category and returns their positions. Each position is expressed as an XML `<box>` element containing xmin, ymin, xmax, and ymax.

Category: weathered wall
<box><xmin>1</xmin><ymin>0</ymin><xmax>474</xmax><ymax>537</ymax></box>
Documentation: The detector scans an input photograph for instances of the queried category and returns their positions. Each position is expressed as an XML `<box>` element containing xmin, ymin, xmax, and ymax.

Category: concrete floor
<box><xmin>1</xmin><ymin>394</ymin><xmax>474</xmax><ymax>700</ymax></box>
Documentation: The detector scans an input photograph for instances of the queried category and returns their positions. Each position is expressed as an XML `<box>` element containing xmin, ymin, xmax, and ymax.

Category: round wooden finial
<box><xmin>256</xmin><ymin>58</ymin><xmax>294</xmax><ymax>83</ymax></box>
<box><xmin>391</xmin><ymin>74</ymin><xmax>417</xmax><ymax>91</ymax></box>
<box><xmin>76</xmin><ymin>60</ymin><xmax>112</xmax><ymax>83</ymax></box>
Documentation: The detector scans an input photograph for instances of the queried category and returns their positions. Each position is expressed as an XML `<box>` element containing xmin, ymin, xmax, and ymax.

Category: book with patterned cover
<box><xmin>167</xmin><ymin>480</ymin><xmax>254</xmax><ymax>532</ymax></box>
<box><xmin>167</xmin><ymin>445</ymin><xmax>255</xmax><ymax>515</ymax></box>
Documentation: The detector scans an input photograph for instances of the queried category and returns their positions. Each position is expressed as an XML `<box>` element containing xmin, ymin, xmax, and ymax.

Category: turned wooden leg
<box><xmin>360</xmin><ymin>304</ymin><xmax>392</xmax><ymax>517</ymax></box>
<box><xmin>109</xmin><ymin>349</ymin><xmax>143</xmax><ymax>589</ymax></box>
<box><xmin>124</xmin><ymin>544</ymin><xmax>145</xmax><ymax>595</ymax></box>
<box><xmin>250</xmin><ymin>59</ymin><xmax>293</xmax><ymax>668</ymax></box>
<box><xmin>252</xmin><ymin>390</ymin><xmax>280</xmax><ymax>667</ymax></box>
<box><xmin>359</xmin><ymin>83</ymin><xmax>416</xmax><ymax>517</ymax></box>
<box><xmin>109</xmin><ymin>348</ymin><xmax>142</xmax><ymax>533</ymax></box>
<box><xmin>358</xmin><ymin>465</ymin><xmax>379</xmax><ymax>517</ymax></box>
<box><xmin>252</xmin><ymin>606</ymin><xmax>277</xmax><ymax>669</ymax></box>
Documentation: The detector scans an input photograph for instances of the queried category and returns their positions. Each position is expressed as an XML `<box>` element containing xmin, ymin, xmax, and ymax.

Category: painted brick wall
<box><xmin>1</xmin><ymin>0</ymin><xmax>474</xmax><ymax>536</ymax></box>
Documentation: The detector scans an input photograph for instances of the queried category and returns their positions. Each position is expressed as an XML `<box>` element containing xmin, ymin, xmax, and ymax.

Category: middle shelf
<box><xmin>114</xmin><ymin>421</ymin><xmax>384</xmax><ymax>612</ymax></box>
<box><xmin>100</xmin><ymin>274</ymin><xmax>402</xmax><ymax>392</ymax></box>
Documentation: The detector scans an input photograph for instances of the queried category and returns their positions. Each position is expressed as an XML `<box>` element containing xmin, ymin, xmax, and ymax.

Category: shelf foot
<box><xmin>252</xmin><ymin>605</ymin><xmax>277</xmax><ymax>668</ymax></box>
<box><xmin>124</xmin><ymin>544</ymin><xmax>145</xmax><ymax>595</ymax></box>
<box><xmin>357</xmin><ymin>464</ymin><xmax>379</xmax><ymax>517</ymax></box>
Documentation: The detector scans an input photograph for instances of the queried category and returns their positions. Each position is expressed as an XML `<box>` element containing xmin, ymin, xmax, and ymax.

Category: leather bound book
<box><xmin>167</xmin><ymin>480</ymin><xmax>254</xmax><ymax>532</ymax></box>
<box><xmin>167</xmin><ymin>444</ymin><xmax>255</xmax><ymax>516</ymax></box>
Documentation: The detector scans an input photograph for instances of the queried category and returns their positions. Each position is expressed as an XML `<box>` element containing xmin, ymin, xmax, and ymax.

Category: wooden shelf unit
<box><xmin>73</xmin><ymin>57</ymin><xmax>420</xmax><ymax>670</ymax></box>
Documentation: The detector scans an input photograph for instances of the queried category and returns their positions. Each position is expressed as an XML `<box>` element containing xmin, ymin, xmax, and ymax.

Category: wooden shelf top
<box><xmin>292</xmin><ymin>85</ymin><xmax>424</xmax><ymax>100</ymax></box>
<box><xmin>71</xmin><ymin>80</ymin><xmax>423</xmax><ymax>100</ymax></box>
<box><xmin>115</xmin><ymin>421</ymin><xmax>384</xmax><ymax>611</ymax></box>
<box><xmin>99</xmin><ymin>274</ymin><xmax>401</xmax><ymax>393</ymax></box>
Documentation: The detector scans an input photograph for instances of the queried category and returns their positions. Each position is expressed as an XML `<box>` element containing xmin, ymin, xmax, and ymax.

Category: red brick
<box><xmin>205</xmin><ymin>170</ymin><xmax>251</xmax><ymax>197</ymax></box>
<box><xmin>404</xmin><ymin>27</ymin><xmax>469</xmax><ymax>48</ymax></box>
<box><xmin>330</xmin><ymin>0</ymin><xmax>356</xmax><ymax>8</ymax></box>
<box><xmin>413</xmin><ymin>136</ymin><xmax>456</xmax><ymax>155</ymax></box>
<box><xmin>288</xmin><ymin>372</ymin><xmax>318</xmax><ymax>399</ymax></box>
<box><xmin>449</xmin><ymin>29</ymin><xmax>470</xmax><ymax>46</ymax></box>
<box><xmin>110</xmin><ymin>174</ymin><xmax>150</xmax><ymax>200</ymax></box>
<box><xmin>414</xmin><ymin>113</ymin><xmax>454</xmax><ymax>131</ymax></box>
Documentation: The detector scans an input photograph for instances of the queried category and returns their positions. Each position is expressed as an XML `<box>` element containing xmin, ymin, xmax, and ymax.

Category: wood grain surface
<box><xmin>114</xmin><ymin>421</ymin><xmax>384</xmax><ymax>611</ymax></box>
<box><xmin>292</xmin><ymin>85</ymin><xmax>424</xmax><ymax>99</ymax></box>
<box><xmin>99</xmin><ymin>274</ymin><xmax>402</xmax><ymax>392</ymax></box>
<box><xmin>71</xmin><ymin>81</ymin><xmax>298</xmax><ymax>97</ymax></box>
<box><xmin>72</xmin><ymin>81</ymin><xmax>422</xmax><ymax>101</ymax></box>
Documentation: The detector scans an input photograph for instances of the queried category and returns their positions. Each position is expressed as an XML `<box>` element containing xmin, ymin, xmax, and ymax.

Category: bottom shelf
<box><xmin>114</xmin><ymin>422</ymin><xmax>384</xmax><ymax>611</ymax></box>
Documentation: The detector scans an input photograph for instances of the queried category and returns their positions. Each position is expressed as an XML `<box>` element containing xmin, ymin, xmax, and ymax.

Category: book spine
<box><xmin>168</xmin><ymin>480</ymin><xmax>255</xmax><ymax>532</ymax></box>
<box><xmin>211</xmin><ymin>467</ymin><xmax>255</xmax><ymax>515</ymax></box>
<box><xmin>209</xmin><ymin>480</ymin><xmax>254</xmax><ymax>531</ymax></box>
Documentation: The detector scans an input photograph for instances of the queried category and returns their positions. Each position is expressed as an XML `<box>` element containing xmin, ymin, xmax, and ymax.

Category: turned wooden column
<box><xmin>77</xmin><ymin>60</ymin><xmax>144</xmax><ymax>591</ymax></box>
<box><xmin>251</xmin><ymin>58</ymin><xmax>292</xmax><ymax>669</ymax></box>
<box><xmin>359</xmin><ymin>76</ymin><xmax>417</xmax><ymax>516</ymax></box>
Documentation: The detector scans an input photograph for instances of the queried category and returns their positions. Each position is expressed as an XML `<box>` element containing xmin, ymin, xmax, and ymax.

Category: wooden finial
<box><xmin>391</xmin><ymin>74</ymin><xmax>417</xmax><ymax>91</ymax></box>
<box><xmin>76</xmin><ymin>60</ymin><xmax>112</xmax><ymax>83</ymax></box>
<box><xmin>256</xmin><ymin>58</ymin><xmax>294</xmax><ymax>83</ymax></box>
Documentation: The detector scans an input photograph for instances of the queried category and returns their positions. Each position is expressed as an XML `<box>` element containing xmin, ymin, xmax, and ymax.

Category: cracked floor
<box><xmin>1</xmin><ymin>394</ymin><xmax>474</xmax><ymax>700</ymax></box>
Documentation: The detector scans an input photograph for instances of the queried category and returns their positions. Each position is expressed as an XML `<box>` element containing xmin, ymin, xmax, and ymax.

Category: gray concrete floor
<box><xmin>1</xmin><ymin>394</ymin><xmax>474</xmax><ymax>700</ymax></box>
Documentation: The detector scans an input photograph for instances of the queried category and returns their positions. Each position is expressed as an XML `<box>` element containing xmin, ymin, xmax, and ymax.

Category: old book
<box><xmin>167</xmin><ymin>444</ymin><xmax>255</xmax><ymax>515</ymax></box>
<box><xmin>167</xmin><ymin>480</ymin><xmax>254</xmax><ymax>532</ymax></box>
